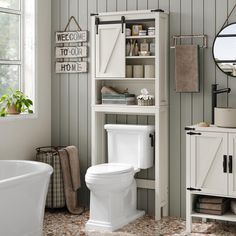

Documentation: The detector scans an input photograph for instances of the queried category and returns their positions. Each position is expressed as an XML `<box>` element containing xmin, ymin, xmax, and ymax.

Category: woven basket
<box><xmin>36</xmin><ymin>146</ymin><xmax>65</xmax><ymax>208</ymax></box>
<box><xmin>137</xmin><ymin>99</ymin><xmax>154</xmax><ymax>106</ymax></box>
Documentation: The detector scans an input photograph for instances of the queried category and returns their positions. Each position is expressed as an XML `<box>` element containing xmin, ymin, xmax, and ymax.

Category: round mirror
<box><xmin>213</xmin><ymin>23</ymin><xmax>236</xmax><ymax>77</ymax></box>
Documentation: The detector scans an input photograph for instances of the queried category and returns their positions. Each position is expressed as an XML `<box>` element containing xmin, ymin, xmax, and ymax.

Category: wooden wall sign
<box><xmin>55</xmin><ymin>31</ymin><xmax>87</xmax><ymax>43</ymax></box>
<box><xmin>56</xmin><ymin>62</ymin><xmax>87</xmax><ymax>74</ymax></box>
<box><xmin>55</xmin><ymin>16</ymin><xmax>88</xmax><ymax>74</ymax></box>
<box><xmin>56</xmin><ymin>46</ymin><xmax>87</xmax><ymax>58</ymax></box>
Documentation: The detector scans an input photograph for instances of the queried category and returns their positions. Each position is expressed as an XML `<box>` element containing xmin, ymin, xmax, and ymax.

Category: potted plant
<box><xmin>0</xmin><ymin>89</ymin><xmax>33</xmax><ymax>117</ymax></box>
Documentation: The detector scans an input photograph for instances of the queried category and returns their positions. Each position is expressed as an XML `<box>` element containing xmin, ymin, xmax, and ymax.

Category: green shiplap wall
<box><xmin>51</xmin><ymin>0</ymin><xmax>236</xmax><ymax>218</ymax></box>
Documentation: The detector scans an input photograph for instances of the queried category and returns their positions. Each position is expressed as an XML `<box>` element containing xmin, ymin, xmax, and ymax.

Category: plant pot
<box><xmin>7</xmin><ymin>105</ymin><xmax>20</xmax><ymax>115</ymax></box>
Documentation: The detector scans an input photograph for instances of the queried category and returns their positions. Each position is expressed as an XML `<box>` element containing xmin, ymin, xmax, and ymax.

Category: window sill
<box><xmin>0</xmin><ymin>113</ymin><xmax>37</xmax><ymax>121</ymax></box>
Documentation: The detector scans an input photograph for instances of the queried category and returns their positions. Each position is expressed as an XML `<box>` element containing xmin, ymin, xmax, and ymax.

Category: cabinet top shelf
<box><xmin>126</xmin><ymin>35</ymin><xmax>155</xmax><ymax>39</ymax></box>
<box><xmin>92</xmin><ymin>104</ymin><xmax>157</xmax><ymax>115</ymax></box>
<box><xmin>186</xmin><ymin>125</ymin><xmax>236</xmax><ymax>133</ymax></box>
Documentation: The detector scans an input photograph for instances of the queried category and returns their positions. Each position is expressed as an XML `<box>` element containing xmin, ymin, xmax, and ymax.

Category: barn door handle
<box><xmin>121</xmin><ymin>16</ymin><xmax>125</xmax><ymax>33</ymax></box>
<box><xmin>187</xmin><ymin>187</ymin><xmax>202</xmax><ymax>191</ymax></box>
<box><xmin>149</xmin><ymin>134</ymin><xmax>155</xmax><ymax>147</ymax></box>
<box><xmin>187</xmin><ymin>132</ymin><xmax>202</xmax><ymax>135</ymax></box>
<box><xmin>223</xmin><ymin>155</ymin><xmax>227</xmax><ymax>173</ymax></box>
<box><xmin>229</xmin><ymin>155</ymin><xmax>233</xmax><ymax>173</ymax></box>
<box><xmin>95</xmin><ymin>17</ymin><xmax>100</xmax><ymax>34</ymax></box>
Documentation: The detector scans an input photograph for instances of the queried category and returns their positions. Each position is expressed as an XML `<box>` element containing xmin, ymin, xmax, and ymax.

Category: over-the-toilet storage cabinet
<box><xmin>91</xmin><ymin>10</ymin><xmax>169</xmax><ymax>220</ymax></box>
<box><xmin>186</xmin><ymin>126</ymin><xmax>236</xmax><ymax>232</ymax></box>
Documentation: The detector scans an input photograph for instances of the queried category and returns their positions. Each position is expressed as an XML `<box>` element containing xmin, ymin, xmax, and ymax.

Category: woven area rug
<box><xmin>43</xmin><ymin>209</ymin><xmax>236</xmax><ymax>236</ymax></box>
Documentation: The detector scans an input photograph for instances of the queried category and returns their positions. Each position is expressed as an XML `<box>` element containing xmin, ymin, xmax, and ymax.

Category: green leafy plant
<box><xmin>0</xmin><ymin>89</ymin><xmax>33</xmax><ymax>117</ymax></box>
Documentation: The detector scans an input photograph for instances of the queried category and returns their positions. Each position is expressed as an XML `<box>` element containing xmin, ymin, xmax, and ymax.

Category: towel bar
<box><xmin>170</xmin><ymin>34</ymin><xmax>208</xmax><ymax>49</ymax></box>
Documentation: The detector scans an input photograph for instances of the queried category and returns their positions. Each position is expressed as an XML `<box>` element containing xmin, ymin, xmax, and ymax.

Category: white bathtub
<box><xmin>0</xmin><ymin>160</ymin><xmax>53</xmax><ymax>236</ymax></box>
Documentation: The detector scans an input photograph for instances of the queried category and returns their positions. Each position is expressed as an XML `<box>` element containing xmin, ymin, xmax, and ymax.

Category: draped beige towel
<box><xmin>59</xmin><ymin>146</ymin><xmax>83</xmax><ymax>214</ymax></box>
<box><xmin>175</xmin><ymin>45</ymin><xmax>199</xmax><ymax>92</ymax></box>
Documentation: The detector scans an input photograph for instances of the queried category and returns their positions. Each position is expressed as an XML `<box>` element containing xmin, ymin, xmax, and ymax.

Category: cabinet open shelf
<box><xmin>92</xmin><ymin>104</ymin><xmax>156</xmax><ymax>115</ymax></box>
<box><xmin>191</xmin><ymin>211</ymin><xmax>236</xmax><ymax>222</ymax></box>
<box><xmin>126</xmin><ymin>35</ymin><xmax>155</xmax><ymax>39</ymax></box>
<box><xmin>126</xmin><ymin>56</ymin><xmax>155</xmax><ymax>59</ymax></box>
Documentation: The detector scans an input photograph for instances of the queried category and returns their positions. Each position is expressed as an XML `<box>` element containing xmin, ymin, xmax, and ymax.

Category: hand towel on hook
<box><xmin>175</xmin><ymin>45</ymin><xmax>199</xmax><ymax>93</ymax></box>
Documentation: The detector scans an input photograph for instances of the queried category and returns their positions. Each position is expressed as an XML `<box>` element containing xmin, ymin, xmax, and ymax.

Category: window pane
<box><xmin>0</xmin><ymin>65</ymin><xmax>19</xmax><ymax>97</ymax></box>
<box><xmin>0</xmin><ymin>0</ymin><xmax>20</xmax><ymax>10</ymax></box>
<box><xmin>0</xmin><ymin>12</ymin><xmax>20</xmax><ymax>60</ymax></box>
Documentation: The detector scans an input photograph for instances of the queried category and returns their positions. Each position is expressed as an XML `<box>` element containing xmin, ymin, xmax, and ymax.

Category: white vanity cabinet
<box><xmin>189</xmin><ymin>131</ymin><xmax>228</xmax><ymax>195</ymax></box>
<box><xmin>91</xmin><ymin>10</ymin><xmax>169</xmax><ymax>220</ymax></box>
<box><xmin>186</xmin><ymin>126</ymin><xmax>236</xmax><ymax>232</ymax></box>
<box><xmin>229</xmin><ymin>133</ymin><xmax>236</xmax><ymax>196</ymax></box>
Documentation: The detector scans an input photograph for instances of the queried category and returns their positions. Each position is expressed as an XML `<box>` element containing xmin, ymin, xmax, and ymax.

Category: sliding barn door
<box><xmin>190</xmin><ymin>132</ymin><xmax>228</xmax><ymax>195</ymax></box>
<box><xmin>96</xmin><ymin>24</ymin><xmax>125</xmax><ymax>78</ymax></box>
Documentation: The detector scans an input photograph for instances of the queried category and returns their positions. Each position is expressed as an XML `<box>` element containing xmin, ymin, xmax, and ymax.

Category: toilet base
<box><xmin>86</xmin><ymin>210</ymin><xmax>145</xmax><ymax>232</ymax></box>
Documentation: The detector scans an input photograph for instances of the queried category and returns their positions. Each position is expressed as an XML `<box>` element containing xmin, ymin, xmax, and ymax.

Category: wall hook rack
<box><xmin>170</xmin><ymin>34</ymin><xmax>208</xmax><ymax>49</ymax></box>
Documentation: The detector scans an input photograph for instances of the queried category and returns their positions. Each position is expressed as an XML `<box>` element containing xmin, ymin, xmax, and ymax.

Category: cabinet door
<box><xmin>96</xmin><ymin>24</ymin><xmax>125</xmax><ymax>78</ymax></box>
<box><xmin>190</xmin><ymin>132</ymin><xmax>227</xmax><ymax>195</ymax></box>
<box><xmin>229</xmin><ymin>133</ymin><xmax>236</xmax><ymax>196</ymax></box>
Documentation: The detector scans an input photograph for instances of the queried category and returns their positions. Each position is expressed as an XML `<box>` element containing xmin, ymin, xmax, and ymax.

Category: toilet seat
<box><xmin>85</xmin><ymin>163</ymin><xmax>134</xmax><ymax>187</ymax></box>
<box><xmin>87</xmin><ymin>163</ymin><xmax>133</xmax><ymax>176</ymax></box>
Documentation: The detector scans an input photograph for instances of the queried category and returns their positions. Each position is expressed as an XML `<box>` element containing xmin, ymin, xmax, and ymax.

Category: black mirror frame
<box><xmin>212</xmin><ymin>22</ymin><xmax>236</xmax><ymax>78</ymax></box>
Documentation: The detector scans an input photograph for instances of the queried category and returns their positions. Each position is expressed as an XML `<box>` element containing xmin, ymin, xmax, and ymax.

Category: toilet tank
<box><xmin>104</xmin><ymin>124</ymin><xmax>155</xmax><ymax>169</ymax></box>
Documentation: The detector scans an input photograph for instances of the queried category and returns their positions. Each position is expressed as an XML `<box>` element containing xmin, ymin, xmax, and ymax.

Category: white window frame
<box><xmin>0</xmin><ymin>0</ymin><xmax>36</xmax><ymax>118</ymax></box>
<box><xmin>0</xmin><ymin>2</ymin><xmax>23</xmax><ymax>91</ymax></box>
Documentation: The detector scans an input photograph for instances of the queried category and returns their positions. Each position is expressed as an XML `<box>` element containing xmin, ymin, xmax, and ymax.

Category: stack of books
<box><xmin>102</xmin><ymin>94</ymin><xmax>136</xmax><ymax>105</ymax></box>
<box><xmin>195</xmin><ymin>196</ymin><xmax>230</xmax><ymax>215</ymax></box>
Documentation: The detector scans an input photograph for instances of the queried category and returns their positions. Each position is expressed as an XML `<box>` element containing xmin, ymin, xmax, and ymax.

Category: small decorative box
<box><xmin>138</xmin><ymin>99</ymin><xmax>154</xmax><ymax>106</ymax></box>
<box><xmin>102</xmin><ymin>94</ymin><xmax>136</xmax><ymax>105</ymax></box>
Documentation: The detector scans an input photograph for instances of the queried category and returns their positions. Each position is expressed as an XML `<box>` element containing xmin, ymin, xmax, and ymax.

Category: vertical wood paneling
<box><xmin>137</xmin><ymin>0</ymin><xmax>147</xmax><ymax>10</ymax></box>
<box><xmin>192</xmin><ymin>0</ymin><xmax>204</xmax><ymax>124</ymax></box>
<box><xmin>60</xmin><ymin>0</ymin><xmax>70</xmax><ymax>146</ymax></box>
<box><xmin>98</xmin><ymin>0</ymin><xmax>107</xmax><ymax>13</ymax></box>
<box><xmin>68</xmin><ymin>0</ymin><xmax>79</xmax><ymax>146</ymax></box>
<box><xmin>147</xmin><ymin>0</ymin><xmax>158</xmax><ymax>10</ymax></box>
<box><xmin>169</xmin><ymin>0</ymin><xmax>181</xmax><ymax>217</ymax></box>
<box><xmin>216</xmin><ymin>0</ymin><xmax>228</xmax><ymax>108</ymax></box>
<box><xmin>107</xmin><ymin>0</ymin><xmax>117</xmax><ymax>12</ymax></box>
<box><xmin>117</xmin><ymin>0</ymin><xmax>126</xmax><ymax>11</ymax></box>
<box><xmin>116</xmin><ymin>115</ymin><xmax>127</xmax><ymax>124</ymax></box>
<box><xmin>204</xmin><ymin>0</ymin><xmax>216</xmax><ymax>123</ymax></box>
<box><xmin>51</xmin><ymin>0</ymin><xmax>60</xmax><ymax>146</ymax></box>
<box><xmin>159</xmin><ymin>0</ymin><xmax>169</xmax><ymax>13</ymax></box>
<box><xmin>86</xmin><ymin>0</ymin><xmax>97</xmax><ymax>208</ymax></box>
<box><xmin>127</xmin><ymin>0</ymin><xmax>137</xmax><ymax>11</ymax></box>
<box><xmin>52</xmin><ymin>0</ymin><xmax>233</xmax><ymax>218</ymax></box>
<box><xmin>180</xmin><ymin>0</ymin><xmax>192</xmax><ymax>218</ymax></box>
<box><xmin>87</xmin><ymin>0</ymin><xmax>97</xmax><ymax>172</ymax></box>
<box><xmin>228</xmin><ymin>0</ymin><xmax>236</xmax><ymax>108</ymax></box>
<box><xmin>78</xmin><ymin>0</ymin><xmax>89</xmax><ymax>207</ymax></box>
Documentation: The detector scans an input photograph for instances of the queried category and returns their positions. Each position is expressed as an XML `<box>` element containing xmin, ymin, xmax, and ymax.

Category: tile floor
<box><xmin>43</xmin><ymin>209</ymin><xmax>236</xmax><ymax>236</ymax></box>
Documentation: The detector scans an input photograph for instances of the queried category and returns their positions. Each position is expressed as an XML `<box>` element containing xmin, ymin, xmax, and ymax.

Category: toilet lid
<box><xmin>87</xmin><ymin>163</ymin><xmax>133</xmax><ymax>175</ymax></box>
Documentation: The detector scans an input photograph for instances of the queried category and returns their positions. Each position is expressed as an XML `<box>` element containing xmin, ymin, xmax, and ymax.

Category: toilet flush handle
<box><xmin>149</xmin><ymin>133</ymin><xmax>155</xmax><ymax>147</ymax></box>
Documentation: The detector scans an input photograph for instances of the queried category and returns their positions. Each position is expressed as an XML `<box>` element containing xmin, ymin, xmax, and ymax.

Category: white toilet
<box><xmin>85</xmin><ymin>124</ymin><xmax>155</xmax><ymax>231</ymax></box>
